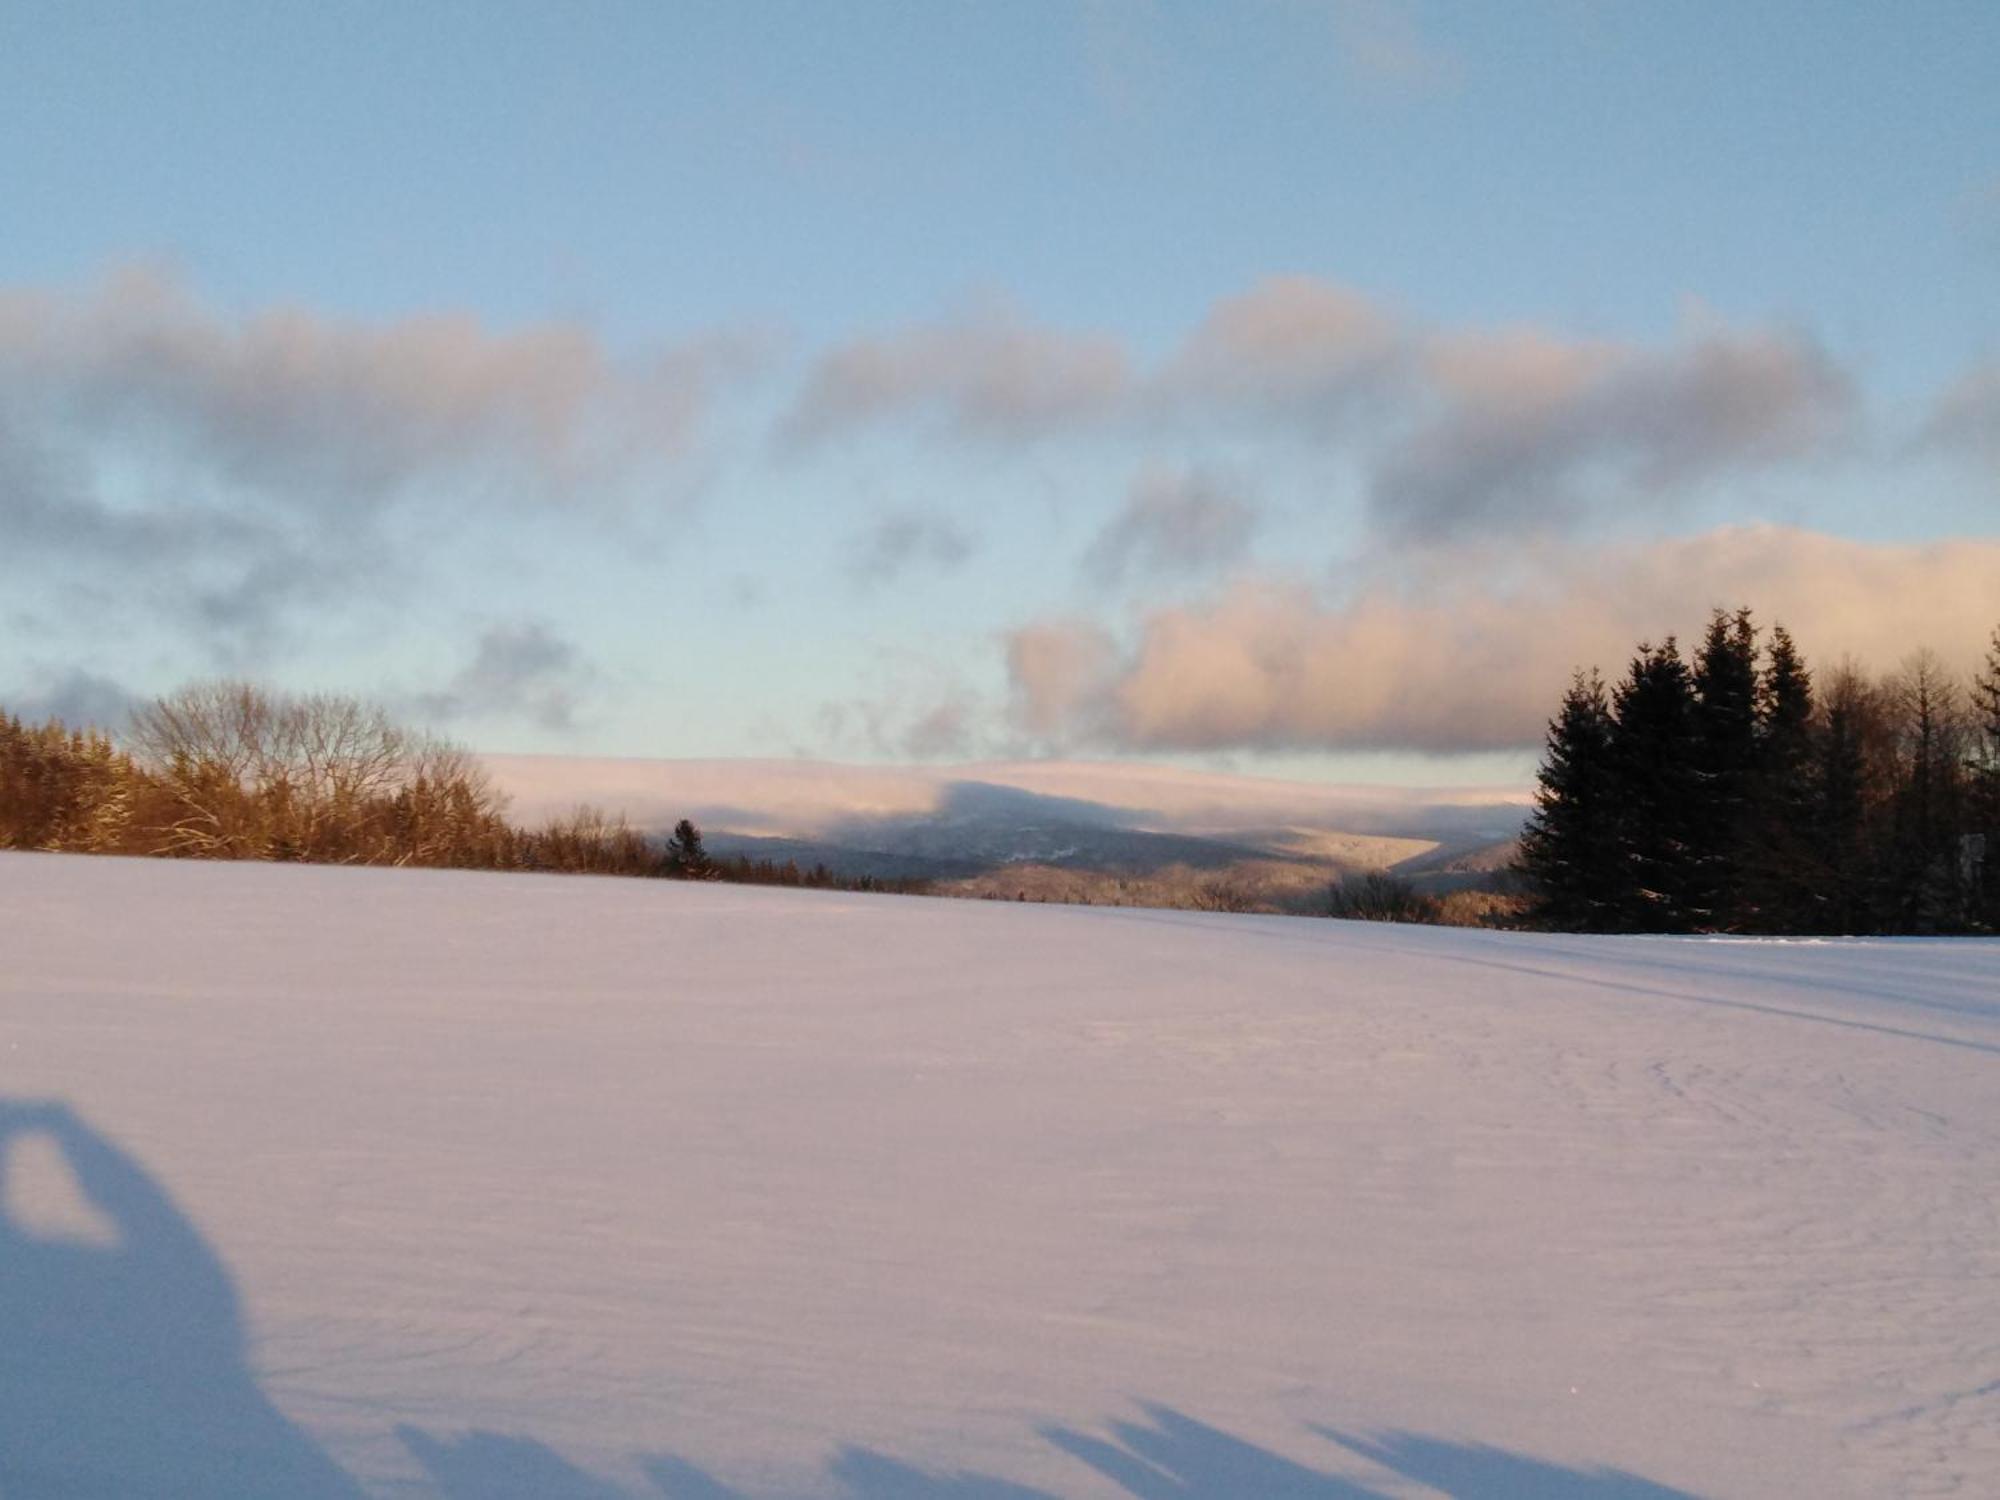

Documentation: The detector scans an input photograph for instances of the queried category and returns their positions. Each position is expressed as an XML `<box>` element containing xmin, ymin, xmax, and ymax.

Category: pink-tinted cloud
<box><xmin>1008</xmin><ymin>527</ymin><xmax>2000</xmax><ymax>753</ymax></box>
<box><xmin>1006</xmin><ymin>619</ymin><xmax>1120</xmax><ymax>738</ymax></box>
<box><xmin>1160</xmin><ymin>275</ymin><xmax>1400</xmax><ymax>421</ymax></box>
<box><xmin>786</xmin><ymin>305</ymin><xmax>1130</xmax><ymax>443</ymax></box>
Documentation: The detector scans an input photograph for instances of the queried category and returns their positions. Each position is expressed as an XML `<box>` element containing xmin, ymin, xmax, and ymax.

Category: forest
<box><xmin>1519</xmin><ymin>612</ymin><xmax>2000</xmax><ymax>934</ymax></box>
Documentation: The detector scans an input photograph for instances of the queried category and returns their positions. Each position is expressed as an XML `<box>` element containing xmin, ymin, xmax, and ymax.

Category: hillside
<box><xmin>4</xmin><ymin>853</ymin><xmax>1997</xmax><ymax>1498</ymax></box>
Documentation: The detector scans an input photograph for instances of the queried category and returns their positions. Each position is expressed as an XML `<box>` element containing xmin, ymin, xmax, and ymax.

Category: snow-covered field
<box><xmin>4</xmin><ymin>853</ymin><xmax>1997</xmax><ymax>1499</ymax></box>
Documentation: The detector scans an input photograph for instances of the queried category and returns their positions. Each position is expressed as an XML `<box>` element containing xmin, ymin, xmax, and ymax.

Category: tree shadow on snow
<box><xmin>399</xmin><ymin>1428</ymin><xmax>635</xmax><ymax>1500</ymax></box>
<box><xmin>626</xmin><ymin>1405</ymin><xmax>1705</xmax><ymax>1500</ymax></box>
<box><xmin>0</xmin><ymin>1098</ymin><xmax>1704</xmax><ymax>1500</ymax></box>
<box><xmin>0</xmin><ymin>1097</ymin><xmax>363</xmax><ymax>1499</ymax></box>
<box><xmin>1317</xmin><ymin>1424</ymin><xmax>1705</xmax><ymax>1499</ymax></box>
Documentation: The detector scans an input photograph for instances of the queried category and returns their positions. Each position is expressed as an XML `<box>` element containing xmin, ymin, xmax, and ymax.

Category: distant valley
<box><xmin>483</xmin><ymin>756</ymin><xmax>1529</xmax><ymax>913</ymax></box>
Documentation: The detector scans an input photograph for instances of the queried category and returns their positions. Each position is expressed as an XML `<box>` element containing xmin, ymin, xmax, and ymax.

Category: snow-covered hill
<box><xmin>4</xmin><ymin>853</ymin><xmax>1997</xmax><ymax>1498</ymax></box>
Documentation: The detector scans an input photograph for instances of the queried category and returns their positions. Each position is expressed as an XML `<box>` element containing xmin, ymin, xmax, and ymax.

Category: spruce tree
<box><xmin>1608</xmin><ymin>639</ymin><xmax>1701</xmax><ymax>931</ymax></box>
<box><xmin>1970</xmin><ymin>629</ymin><xmax>2000</xmax><ymax>927</ymax></box>
<box><xmin>1886</xmin><ymin>651</ymin><xmax>1969</xmax><ymax>931</ymax></box>
<box><xmin>1689</xmin><ymin>608</ymin><xmax>1761</xmax><ymax>929</ymax></box>
<box><xmin>1744</xmin><ymin>623</ymin><xmax>1817</xmax><ymax>931</ymax></box>
<box><xmin>662</xmin><ymin>817</ymin><xmax>713</xmax><ymax>878</ymax></box>
<box><xmin>1812</xmin><ymin>674</ymin><xmax>1883</xmax><ymax>934</ymax></box>
<box><xmin>1519</xmin><ymin>669</ymin><xmax>1620</xmax><ymax>929</ymax></box>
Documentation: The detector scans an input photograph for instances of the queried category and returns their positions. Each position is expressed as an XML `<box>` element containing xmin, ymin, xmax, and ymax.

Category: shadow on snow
<box><xmin>1</xmin><ymin>1099</ymin><xmax>1700</xmax><ymax>1500</ymax></box>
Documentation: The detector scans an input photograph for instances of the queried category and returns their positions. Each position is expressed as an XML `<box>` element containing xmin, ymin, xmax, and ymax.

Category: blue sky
<box><xmin>2</xmin><ymin>1</ymin><xmax>1996</xmax><ymax>783</ymax></box>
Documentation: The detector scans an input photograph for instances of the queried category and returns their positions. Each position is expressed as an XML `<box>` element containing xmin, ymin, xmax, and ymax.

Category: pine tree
<box><xmin>1607</xmin><ymin>639</ymin><xmax>1702</xmax><ymax>931</ymax></box>
<box><xmin>1519</xmin><ymin>669</ymin><xmax>1621</xmax><ymax>929</ymax></box>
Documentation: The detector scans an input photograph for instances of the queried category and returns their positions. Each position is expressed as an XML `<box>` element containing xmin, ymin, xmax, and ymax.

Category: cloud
<box><xmin>1161</xmin><ymin>275</ymin><xmax>1401</xmax><ymax>424</ymax></box>
<box><xmin>845</xmin><ymin>509</ymin><xmax>977</xmax><ymax>588</ymax></box>
<box><xmin>0</xmin><ymin>266</ymin><xmax>747</xmax><ymax>511</ymax></box>
<box><xmin>784</xmin><ymin>277</ymin><xmax>1856</xmax><ymax>544</ymax></box>
<box><xmin>0</xmin><ymin>267</ymin><xmax>762</xmax><ymax>660</ymax></box>
<box><xmin>1006</xmin><ymin>619</ymin><xmax>1120</xmax><ymax>739</ymax></box>
<box><xmin>1923</xmin><ymin>360</ymin><xmax>2000</xmax><ymax>475</ymax></box>
<box><xmin>1369</xmin><ymin>324</ymin><xmax>1853</xmax><ymax>538</ymax></box>
<box><xmin>785</xmin><ymin>304</ymin><xmax>1131</xmax><ymax>442</ymax></box>
<box><xmin>0</xmin><ymin>667</ymin><xmax>141</xmax><ymax>729</ymax></box>
<box><xmin>1081</xmin><ymin>468</ymin><xmax>1260</xmax><ymax>584</ymax></box>
<box><xmin>410</xmin><ymin>622</ymin><xmax>595</xmax><ymax>733</ymax></box>
<box><xmin>0</xmin><ymin>410</ymin><xmax>367</xmax><ymax>644</ymax></box>
<box><xmin>1007</xmin><ymin>527</ymin><xmax>2000</xmax><ymax>754</ymax></box>
<box><xmin>899</xmin><ymin>698</ymin><xmax>977</xmax><ymax>759</ymax></box>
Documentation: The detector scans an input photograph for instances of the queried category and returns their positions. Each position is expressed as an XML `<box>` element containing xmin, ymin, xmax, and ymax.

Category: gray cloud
<box><xmin>1372</xmin><ymin>326</ymin><xmax>1855</xmax><ymax>538</ymax></box>
<box><xmin>0</xmin><ymin>268</ymin><xmax>760</xmax><ymax>661</ymax></box>
<box><xmin>846</xmin><ymin>509</ymin><xmax>977</xmax><ymax>588</ymax></box>
<box><xmin>813</xmin><ymin>684</ymin><xmax>981</xmax><ymax>763</ymax></box>
<box><xmin>411</xmin><ymin>622</ymin><xmax>595</xmax><ymax>734</ymax></box>
<box><xmin>899</xmin><ymin>698</ymin><xmax>977</xmax><ymax>759</ymax></box>
<box><xmin>1923</xmin><ymin>360</ymin><xmax>2000</xmax><ymax>475</ymax></box>
<box><xmin>1082</xmin><ymin>469</ymin><xmax>1261</xmax><ymax>584</ymax></box>
<box><xmin>1008</xmin><ymin>527</ymin><xmax>2000</xmax><ymax>754</ymax></box>
<box><xmin>0</xmin><ymin>411</ymin><xmax>369</xmax><ymax>648</ymax></box>
<box><xmin>0</xmin><ymin>667</ymin><xmax>141</xmax><ymax>729</ymax></box>
<box><xmin>0</xmin><ymin>268</ymin><xmax>752</xmax><ymax>511</ymax></box>
<box><xmin>785</xmin><ymin>279</ymin><xmax>1858</xmax><ymax>545</ymax></box>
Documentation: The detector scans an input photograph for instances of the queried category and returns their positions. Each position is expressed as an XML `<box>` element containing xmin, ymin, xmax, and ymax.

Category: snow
<box><xmin>4</xmin><ymin>851</ymin><xmax>1998</xmax><ymax>1499</ymax></box>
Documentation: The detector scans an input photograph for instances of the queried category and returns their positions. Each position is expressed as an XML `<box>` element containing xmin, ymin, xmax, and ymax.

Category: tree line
<box><xmin>0</xmin><ymin>680</ymin><xmax>924</xmax><ymax>894</ymax></box>
<box><xmin>1519</xmin><ymin>612</ymin><xmax>2000</xmax><ymax>934</ymax></box>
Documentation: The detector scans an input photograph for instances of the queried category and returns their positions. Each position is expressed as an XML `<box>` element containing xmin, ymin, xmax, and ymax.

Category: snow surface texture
<box><xmin>3</xmin><ymin>852</ymin><xmax>1997</xmax><ymax>1499</ymax></box>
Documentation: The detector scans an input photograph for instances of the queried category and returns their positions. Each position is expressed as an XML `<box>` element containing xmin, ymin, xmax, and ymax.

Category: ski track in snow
<box><xmin>2</xmin><ymin>852</ymin><xmax>1997</xmax><ymax>1498</ymax></box>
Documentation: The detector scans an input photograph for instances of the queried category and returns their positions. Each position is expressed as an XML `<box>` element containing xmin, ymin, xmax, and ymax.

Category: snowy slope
<box><xmin>3</xmin><ymin>853</ymin><xmax>1997</xmax><ymax>1499</ymax></box>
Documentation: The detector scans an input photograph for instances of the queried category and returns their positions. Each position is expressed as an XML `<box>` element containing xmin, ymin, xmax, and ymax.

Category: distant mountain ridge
<box><xmin>483</xmin><ymin>755</ymin><xmax>1530</xmax><ymax>905</ymax></box>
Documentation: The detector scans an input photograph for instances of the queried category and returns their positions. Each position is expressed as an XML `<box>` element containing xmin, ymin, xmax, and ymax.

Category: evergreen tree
<box><xmin>1970</xmin><ymin>629</ymin><xmax>2000</xmax><ymax>927</ymax></box>
<box><xmin>1688</xmin><ymin>608</ymin><xmax>1761</xmax><ymax>929</ymax></box>
<box><xmin>1743</xmin><ymin>623</ymin><xmax>1817</xmax><ymax>930</ymax></box>
<box><xmin>1810</xmin><ymin>670</ymin><xmax>1885</xmax><ymax>934</ymax></box>
<box><xmin>1518</xmin><ymin>669</ymin><xmax>1620</xmax><ymax>929</ymax></box>
<box><xmin>1885</xmin><ymin>650</ymin><xmax>1969</xmax><ymax>932</ymax></box>
<box><xmin>662</xmin><ymin>817</ymin><xmax>713</xmax><ymax>878</ymax></box>
<box><xmin>1607</xmin><ymin>639</ymin><xmax>1701</xmax><ymax>931</ymax></box>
